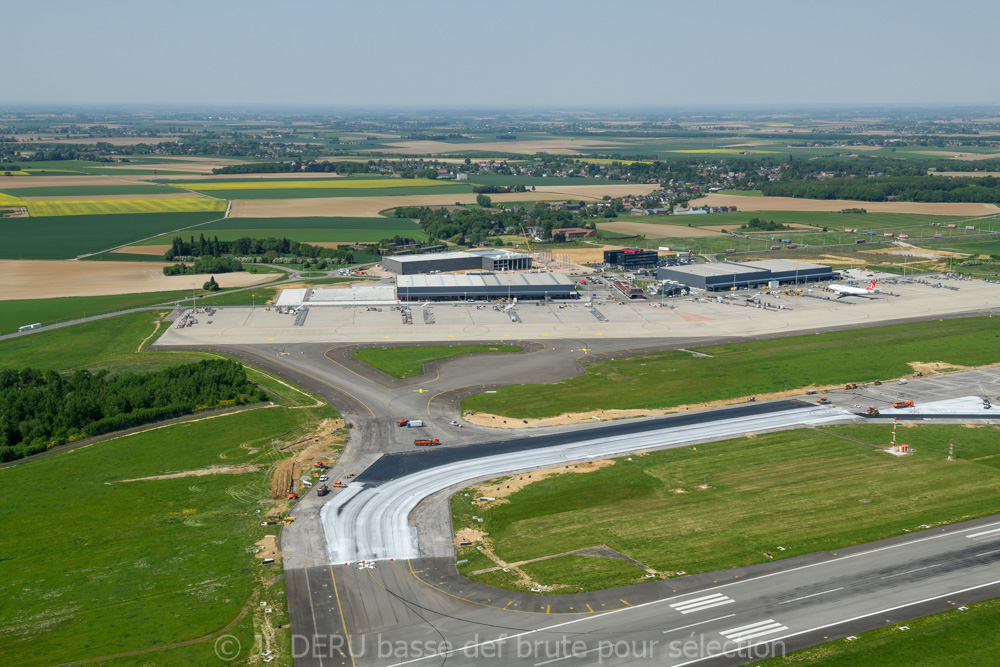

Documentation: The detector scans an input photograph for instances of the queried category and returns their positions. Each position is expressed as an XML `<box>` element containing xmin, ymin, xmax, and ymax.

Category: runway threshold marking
<box><xmin>329</xmin><ymin>565</ymin><xmax>358</xmax><ymax>667</ymax></box>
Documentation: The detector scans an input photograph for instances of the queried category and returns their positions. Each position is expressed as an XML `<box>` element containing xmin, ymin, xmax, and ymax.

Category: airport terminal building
<box><xmin>396</xmin><ymin>273</ymin><xmax>577</xmax><ymax>301</ymax></box>
<box><xmin>382</xmin><ymin>249</ymin><xmax>532</xmax><ymax>275</ymax></box>
<box><xmin>658</xmin><ymin>259</ymin><xmax>834</xmax><ymax>291</ymax></box>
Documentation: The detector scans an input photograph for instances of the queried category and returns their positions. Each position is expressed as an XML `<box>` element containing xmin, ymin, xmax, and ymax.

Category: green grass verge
<box><xmin>0</xmin><ymin>291</ymin><xmax>195</xmax><ymax>335</ymax></box>
<box><xmin>763</xmin><ymin>597</ymin><xmax>1000</xmax><ymax>665</ymax></box>
<box><xmin>352</xmin><ymin>344</ymin><xmax>525</xmax><ymax>379</ymax></box>
<box><xmin>0</xmin><ymin>311</ymin><xmax>207</xmax><ymax>374</ymax></box>
<box><xmin>452</xmin><ymin>425</ymin><xmax>1000</xmax><ymax>593</ymax></box>
<box><xmin>0</xmin><ymin>402</ymin><xmax>336</xmax><ymax>666</ymax></box>
<box><xmin>462</xmin><ymin>317</ymin><xmax>1000</xmax><ymax>419</ymax></box>
<box><xmin>0</xmin><ymin>211</ymin><xmax>224</xmax><ymax>259</ymax></box>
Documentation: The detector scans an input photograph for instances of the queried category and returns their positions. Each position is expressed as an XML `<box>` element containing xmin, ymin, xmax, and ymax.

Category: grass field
<box><xmin>0</xmin><ymin>401</ymin><xmax>336</xmax><ymax>666</ymax></box>
<box><xmin>352</xmin><ymin>344</ymin><xmax>525</xmax><ymax>379</ymax></box>
<box><xmin>453</xmin><ymin>425</ymin><xmax>1000</xmax><ymax>593</ymax></box>
<box><xmin>181</xmin><ymin>178</ymin><xmax>455</xmax><ymax>191</ymax></box>
<box><xmin>764</xmin><ymin>595</ymin><xmax>1000</xmax><ymax>666</ymax></box>
<box><xmin>0</xmin><ymin>211</ymin><xmax>225</xmax><ymax>260</ymax></box>
<box><xmin>133</xmin><ymin>216</ymin><xmax>426</xmax><ymax>245</ymax></box>
<box><xmin>466</xmin><ymin>175</ymin><xmax>630</xmax><ymax>186</ymax></box>
<box><xmin>0</xmin><ymin>311</ymin><xmax>208</xmax><ymax>373</ymax></box>
<box><xmin>0</xmin><ymin>290</ymin><xmax>197</xmax><ymax>335</ymax></box>
<box><xmin>24</xmin><ymin>197</ymin><xmax>226</xmax><ymax>217</ymax></box>
<box><xmin>462</xmin><ymin>317</ymin><xmax>1000</xmax><ymax>418</ymax></box>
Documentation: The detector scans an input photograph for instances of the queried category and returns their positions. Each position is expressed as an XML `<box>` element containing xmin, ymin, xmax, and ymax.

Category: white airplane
<box><xmin>827</xmin><ymin>278</ymin><xmax>879</xmax><ymax>298</ymax></box>
<box><xmin>504</xmin><ymin>297</ymin><xmax>518</xmax><ymax>312</ymax></box>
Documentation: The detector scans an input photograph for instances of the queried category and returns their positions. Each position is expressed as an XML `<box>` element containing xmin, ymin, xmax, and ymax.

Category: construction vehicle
<box><xmin>892</xmin><ymin>400</ymin><xmax>915</xmax><ymax>409</ymax></box>
<box><xmin>414</xmin><ymin>438</ymin><xmax>441</xmax><ymax>446</ymax></box>
<box><xmin>314</xmin><ymin>461</ymin><xmax>328</xmax><ymax>468</ymax></box>
<box><xmin>397</xmin><ymin>419</ymin><xmax>409</xmax><ymax>427</ymax></box>
<box><xmin>282</xmin><ymin>516</ymin><xmax>296</xmax><ymax>525</ymax></box>
<box><xmin>845</xmin><ymin>383</ymin><xmax>858</xmax><ymax>390</ymax></box>
<box><xmin>407</xmin><ymin>420</ymin><xmax>424</xmax><ymax>428</ymax></box>
<box><xmin>316</xmin><ymin>485</ymin><xmax>330</xmax><ymax>497</ymax></box>
<box><xmin>913</xmin><ymin>371</ymin><xmax>924</xmax><ymax>377</ymax></box>
<box><xmin>817</xmin><ymin>396</ymin><xmax>831</xmax><ymax>405</ymax></box>
<box><xmin>874</xmin><ymin>380</ymin><xmax>882</xmax><ymax>386</ymax></box>
<box><xmin>331</xmin><ymin>481</ymin><xmax>347</xmax><ymax>487</ymax></box>
<box><xmin>866</xmin><ymin>406</ymin><xmax>880</xmax><ymax>416</ymax></box>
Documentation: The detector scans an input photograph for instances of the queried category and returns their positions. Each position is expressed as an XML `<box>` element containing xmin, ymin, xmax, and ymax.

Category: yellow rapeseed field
<box><xmin>184</xmin><ymin>178</ymin><xmax>449</xmax><ymax>191</ymax></box>
<box><xmin>25</xmin><ymin>198</ymin><xmax>228</xmax><ymax>217</ymax></box>
<box><xmin>0</xmin><ymin>193</ymin><xmax>25</xmax><ymax>206</ymax></box>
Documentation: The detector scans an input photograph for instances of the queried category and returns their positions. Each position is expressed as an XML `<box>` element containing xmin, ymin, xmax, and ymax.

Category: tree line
<box><xmin>0</xmin><ymin>360</ymin><xmax>267</xmax><ymax>463</ymax></box>
<box><xmin>762</xmin><ymin>175</ymin><xmax>1000</xmax><ymax>203</ymax></box>
<box><xmin>164</xmin><ymin>234</ymin><xmax>355</xmax><ymax>265</ymax></box>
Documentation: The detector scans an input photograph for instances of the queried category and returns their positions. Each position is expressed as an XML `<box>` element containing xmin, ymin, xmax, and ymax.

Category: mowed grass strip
<box><xmin>0</xmin><ymin>290</ymin><xmax>194</xmax><ymax>334</ymax></box>
<box><xmin>761</xmin><ymin>595</ymin><xmax>1000</xmax><ymax>666</ymax></box>
<box><xmin>184</xmin><ymin>178</ymin><xmax>451</xmax><ymax>191</ymax></box>
<box><xmin>25</xmin><ymin>197</ymin><xmax>227</xmax><ymax>217</ymax></box>
<box><xmin>453</xmin><ymin>425</ymin><xmax>1000</xmax><ymax>590</ymax></box>
<box><xmin>352</xmin><ymin>344</ymin><xmax>525</xmax><ymax>379</ymax></box>
<box><xmin>0</xmin><ymin>311</ymin><xmax>208</xmax><ymax>373</ymax></box>
<box><xmin>462</xmin><ymin>317</ymin><xmax>1000</xmax><ymax>419</ymax></box>
<box><xmin>0</xmin><ymin>402</ymin><xmax>336</xmax><ymax>665</ymax></box>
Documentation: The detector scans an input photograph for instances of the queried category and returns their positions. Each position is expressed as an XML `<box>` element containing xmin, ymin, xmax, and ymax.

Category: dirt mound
<box><xmin>121</xmin><ymin>465</ymin><xmax>258</xmax><ymax>482</ymax></box>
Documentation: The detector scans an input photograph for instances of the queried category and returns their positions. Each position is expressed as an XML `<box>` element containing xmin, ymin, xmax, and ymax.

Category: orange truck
<box><xmin>414</xmin><ymin>438</ymin><xmax>441</xmax><ymax>446</ymax></box>
<box><xmin>893</xmin><ymin>400</ymin><xmax>915</xmax><ymax>408</ymax></box>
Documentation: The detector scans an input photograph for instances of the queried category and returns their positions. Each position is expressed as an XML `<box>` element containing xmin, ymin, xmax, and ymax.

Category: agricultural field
<box><xmin>132</xmin><ymin>216</ymin><xmax>426</xmax><ymax>246</ymax></box>
<box><xmin>466</xmin><ymin>174</ymin><xmax>630</xmax><ymax>186</ymax></box>
<box><xmin>453</xmin><ymin>425</ymin><xmax>1000</xmax><ymax>593</ymax></box>
<box><xmin>0</xmin><ymin>212</ymin><xmax>225</xmax><ymax>260</ymax></box>
<box><xmin>0</xmin><ymin>184</ymin><xmax>188</xmax><ymax>197</ymax></box>
<box><xmin>352</xmin><ymin>344</ymin><xmax>524</xmax><ymax>379</ymax></box>
<box><xmin>20</xmin><ymin>196</ymin><xmax>226</xmax><ymax>217</ymax></box>
<box><xmin>180</xmin><ymin>184</ymin><xmax>473</xmax><ymax>200</ymax></box>
<box><xmin>462</xmin><ymin>317</ymin><xmax>1000</xmax><ymax>419</ymax></box>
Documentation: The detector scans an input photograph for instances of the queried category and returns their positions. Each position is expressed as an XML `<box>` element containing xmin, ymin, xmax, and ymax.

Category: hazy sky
<box><xmin>5</xmin><ymin>0</ymin><xmax>998</xmax><ymax>107</ymax></box>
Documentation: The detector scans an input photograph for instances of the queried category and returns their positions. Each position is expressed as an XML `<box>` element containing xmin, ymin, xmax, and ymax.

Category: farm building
<box><xmin>382</xmin><ymin>249</ymin><xmax>531</xmax><ymax>275</ymax></box>
<box><xmin>396</xmin><ymin>273</ymin><xmax>577</xmax><ymax>301</ymax></box>
<box><xmin>657</xmin><ymin>259</ymin><xmax>833</xmax><ymax>291</ymax></box>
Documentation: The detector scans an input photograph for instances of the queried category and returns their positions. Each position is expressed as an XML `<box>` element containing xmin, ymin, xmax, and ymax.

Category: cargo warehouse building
<box><xmin>396</xmin><ymin>273</ymin><xmax>577</xmax><ymax>301</ymax></box>
<box><xmin>383</xmin><ymin>249</ymin><xmax>531</xmax><ymax>275</ymax></box>
<box><xmin>604</xmin><ymin>247</ymin><xmax>659</xmax><ymax>270</ymax></box>
<box><xmin>657</xmin><ymin>259</ymin><xmax>834</xmax><ymax>291</ymax></box>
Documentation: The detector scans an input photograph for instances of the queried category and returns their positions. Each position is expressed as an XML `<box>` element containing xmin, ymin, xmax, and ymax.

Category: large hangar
<box><xmin>396</xmin><ymin>273</ymin><xmax>577</xmax><ymax>301</ymax></box>
<box><xmin>658</xmin><ymin>259</ymin><xmax>834</xmax><ymax>291</ymax></box>
<box><xmin>383</xmin><ymin>249</ymin><xmax>531</xmax><ymax>275</ymax></box>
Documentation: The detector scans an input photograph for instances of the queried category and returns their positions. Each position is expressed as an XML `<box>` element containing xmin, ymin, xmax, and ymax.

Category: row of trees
<box><xmin>762</xmin><ymin>175</ymin><xmax>1000</xmax><ymax>203</ymax></box>
<box><xmin>163</xmin><ymin>256</ymin><xmax>244</xmax><ymax>276</ymax></box>
<box><xmin>164</xmin><ymin>235</ymin><xmax>356</xmax><ymax>265</ymax></box>
<box><xmin>0</xmin><ymin>360</ymin><xmax>267</xmax><ymax>463</ymax></box>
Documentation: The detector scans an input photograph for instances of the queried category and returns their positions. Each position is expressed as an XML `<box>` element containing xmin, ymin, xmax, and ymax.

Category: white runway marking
<box><xmin>778</xmin><ymin>587</ymin><xmax>844</xmax><ymax>604</ymax></box>
<box><xmin>669</xmin><ymin>593</ymin><xmax>736</xmax><ymax>614</ymax></box>
<box><xmin>719</xmin><ymin>619</ymin><xmax>789</xmax><ymax>642</ymax></box>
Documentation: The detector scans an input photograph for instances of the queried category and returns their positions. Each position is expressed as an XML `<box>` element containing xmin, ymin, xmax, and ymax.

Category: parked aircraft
<box><xmin>828</xmin><ymin>278</ymin><xmax>879</xmax><ymax>298</ymax></box>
